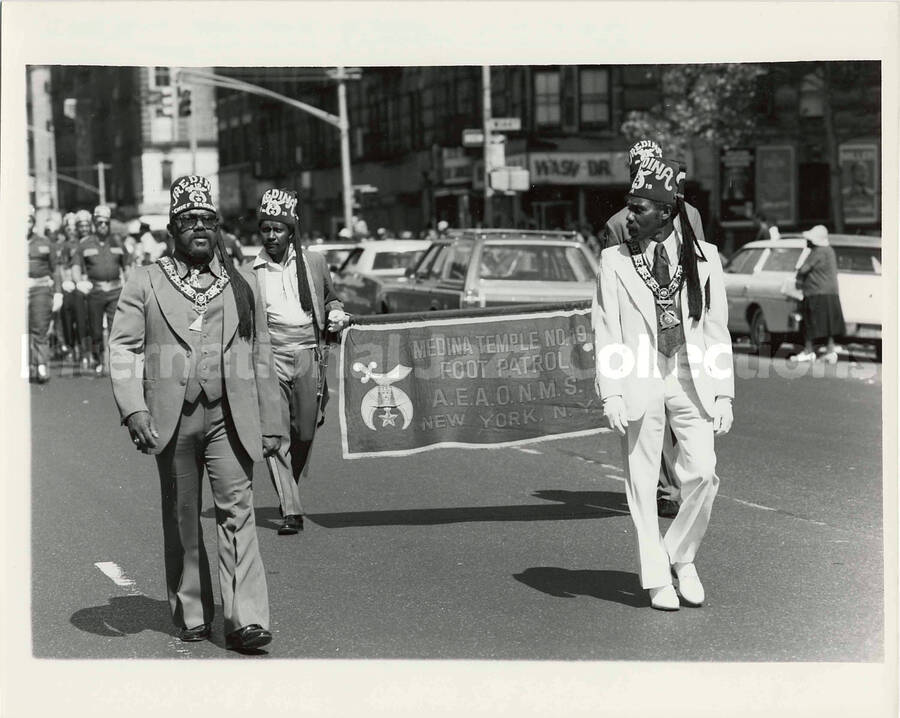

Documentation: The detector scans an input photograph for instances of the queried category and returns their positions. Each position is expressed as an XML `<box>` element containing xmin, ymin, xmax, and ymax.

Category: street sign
<box><xmin>490</xmin><ymin>167</ymin><xmax>531</xmax><ymax>192</ymax></box>
<box><xmin>487</xmin><ymin>117</ymin><xmax>521</xmax><ymax>132</ymax></box>
<box><xmin>462</xmin><ymin>129</ymin><xmax>484</xmax><ymax>147</ymax></box>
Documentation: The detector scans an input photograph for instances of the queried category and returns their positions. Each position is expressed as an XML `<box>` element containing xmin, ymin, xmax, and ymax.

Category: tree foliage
<box><xmin>621</xmin><ymin>64</ymin><xmax>767</xmax><ymax>156</ymax></box>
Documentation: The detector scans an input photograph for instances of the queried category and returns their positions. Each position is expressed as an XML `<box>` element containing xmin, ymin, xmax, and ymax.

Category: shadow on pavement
<box><xmin>69</xmin><ymin>595</ymin><xmax>173</xmax><ymax>638</ymax></box>
<box><xmin>513</xmin><ymin>567</ymin><xmax>648</xmax><ymax>608</ymax></box>
<box><xmin>303</xmin><ymin>490</ymin><xmax>629</xmax><ymax>528</ymax></box>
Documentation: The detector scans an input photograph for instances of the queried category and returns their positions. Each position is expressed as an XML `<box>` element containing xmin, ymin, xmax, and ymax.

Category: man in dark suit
<box><xmin>598</xmin><ymin>140</ymin><xmax>707</xmax><ymax>518</ymax></box>
<box><xmin>109</xmin><ymin>175</ymin><xmax>284</xmax><ymax>653</ymax></box>
<box><xmin>250</xmin><ymin>188</ymin><xmax>349</xmax><ymax>535</ymax></box>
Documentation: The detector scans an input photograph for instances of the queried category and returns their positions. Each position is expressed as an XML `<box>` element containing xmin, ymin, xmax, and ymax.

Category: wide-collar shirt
<box><xmin>253</xmin><ymin>244</ymin><xmax>312</xmax><ymax>328</ymax></box>
<box><xmin>170</xmin><ymin>252</ymin><xmax>225</xmax><ymax>286</ymax></box>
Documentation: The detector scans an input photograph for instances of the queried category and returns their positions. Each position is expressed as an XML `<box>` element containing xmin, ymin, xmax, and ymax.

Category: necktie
<box><xmin>653</xmin><ymin>242</ymin><xmax>685</xmax><ymax>357</ymax></box>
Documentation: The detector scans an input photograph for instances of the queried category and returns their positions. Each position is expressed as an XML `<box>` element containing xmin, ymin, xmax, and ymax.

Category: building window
<box><xmin>534</xmin><ymin>70</ymin><xmax>561</xmax><ymax>127</ymax></box>
<box><xmin>799</xmin><ymin>71</ymin><xmax>824</xmax><ymax>118</ymax></box>
<box><xmin>161</xmin><ymin>158</ymin><xmax>173</xmax><ymax>189</ymax></box>
<box><xmin>152</xmin><ymin>67</ymin><xmax>171</xmax><ymax>88</ymax></box>
<box><xmin>621</xmin><ymin>65</ymin><xmax>660</xmax><ymax>112</ymax></box>
<box><xmin>579</xmin><ymin>68</ymin><xmax>610</xmax><ymax>127</ymax></box>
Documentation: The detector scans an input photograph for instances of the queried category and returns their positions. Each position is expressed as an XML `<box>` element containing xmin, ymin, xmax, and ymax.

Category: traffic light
<box><xmin>178</xmin><ymin>88</ymin><xmax>192</xmax><ymax>117</ymax></box>
<box><xmin>158</xmin><ymin>86</ymin><xmax>175</xmax><ymax>117</ymax></box>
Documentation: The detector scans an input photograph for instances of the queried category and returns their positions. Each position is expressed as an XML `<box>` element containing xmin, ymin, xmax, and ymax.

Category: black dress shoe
<box><xmin>657</xmin><ymin>498</ymin><xmax>679</xmax><ymax>518</ymax></box>
<box><xmin>226</xmin><ymin>624</ymin><xmax>272</xmax><ymax>652</ymax></box>
<box><xmin>178</xmin><ymin>623</ymin><xmax>211</xmax><ymax>642</ymax></box>
<box><xmin>277</xmin><ymin>514</ymin><xmax>303</xmax><ymax>535</ymax></box>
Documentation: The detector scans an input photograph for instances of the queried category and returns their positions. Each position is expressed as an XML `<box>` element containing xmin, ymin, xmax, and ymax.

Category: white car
<box><xmin>332</xmin><ymin>240</ymin><xmax>431</xmax><ymax>314</ymax></box>
<box><xmin>724</xmin><ymin>234</ymin><xmax>881</xmax><ymax>358</ymax></box>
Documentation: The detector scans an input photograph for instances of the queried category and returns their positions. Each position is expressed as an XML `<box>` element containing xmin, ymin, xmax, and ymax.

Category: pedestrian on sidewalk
<box><xmin>108</xmin><ymin>175</ymin><xmax>284</xmax><ymax>653</ymax></box>
<box><xmin>591</xmin><ymin>156</ymin><xmax>734</xmax><ymax>611</ymax></box>
<box><xmin>251</xmin><ymin>188</ymin><xmax>349</xmax><ymax>536</ymax></box>
<box><xmin>790</xmin><ymin>225</ymin><xmax>846</xmax><ymax>364</ymax></box>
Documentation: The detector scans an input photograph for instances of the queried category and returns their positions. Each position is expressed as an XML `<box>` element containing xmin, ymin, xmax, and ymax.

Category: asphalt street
<box><xmin>29</xmin><ymin>347</ymin><xmax>883</xmax><ymax>661</ymax></box>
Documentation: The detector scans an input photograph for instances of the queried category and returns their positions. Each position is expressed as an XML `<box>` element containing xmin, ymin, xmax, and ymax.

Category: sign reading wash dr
<box><xmin>529</xmin><ymin>152</ymin><xmax>631</xmax><ymax>185</ymax></box>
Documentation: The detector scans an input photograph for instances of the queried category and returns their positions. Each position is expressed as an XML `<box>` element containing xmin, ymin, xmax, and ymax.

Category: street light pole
<box><xmin>336</xmin><ymin>67</ymin><xmax>354</xmax><ymax>236</ymax></box>
<box><xmin>96</xmin><ymin>162</ymin><xmax>107</xmax><ymax>205</ymax></box>
<box><xmin>177</xmin><ymin>68</ymin><xmax>356</xmax><ymax>236</ymax></box>
<box><xmin>482</xmin><ymin>65</ymin><xmax>493</xmax><ymax>228</ymax></box>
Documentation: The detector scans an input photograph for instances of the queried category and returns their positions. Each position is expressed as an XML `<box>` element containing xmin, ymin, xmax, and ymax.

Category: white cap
<box><xmin>802</xmin><ymin>224</ymin><xmax>829</xmax><ymax>247</ymax></box>
<box><xmin>437</xmin><ymin>220</ymin><xmax>449</xmax><ymax>232</ymax></box>
<box><xmin>338</xmin><ymin>227</ymin><xmax>352</xmax><ymax>239</ymax></box>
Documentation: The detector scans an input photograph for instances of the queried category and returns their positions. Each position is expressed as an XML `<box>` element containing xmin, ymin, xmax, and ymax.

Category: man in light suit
<box><xmin>591</xmin><ymin>157</ymin><xmax>734</xmax><ymax>611</ymax></box>
<box><xmin>251</xmin><ymin>188</ymin><xmax>349</xmax><ymax>535</ymax></box>
<box><xmin>599</xmin><ymin>140</ymin><xmax>707</xmax><ymax>518</ymax></box>
<box><xmin>109</xmin><ymin>175</ymin><xmax>284</xmax><ymax>651</ymax></box>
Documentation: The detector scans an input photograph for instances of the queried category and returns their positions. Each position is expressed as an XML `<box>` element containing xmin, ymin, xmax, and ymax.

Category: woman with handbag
<box><xmin>790</xmin><ymin>225</ymin><xmax>846</xmax><ymax>364</ymax></box>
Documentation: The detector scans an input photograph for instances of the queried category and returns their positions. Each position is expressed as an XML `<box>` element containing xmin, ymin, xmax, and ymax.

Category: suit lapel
<box><xmin>222</xmin><ymin>283</ymin><xmax>238</xmax><ymax>346</ymax></box>
<box><xmin>149</xmin><ymin>268</ymin><xmax>193</xmax><ymax>346</ymax></box>
<box><xmin>612</xmin><ymin>246</ymin><xmax>657</xmax><ymax>334</ymax></box>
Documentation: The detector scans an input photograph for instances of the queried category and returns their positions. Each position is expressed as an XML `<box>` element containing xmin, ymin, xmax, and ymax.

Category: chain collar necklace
<box><xmin>626</xmin><ymin>238</ymin><xmax>684</xmax><ymax>303</ymax></box>
<box><xmin>158</xmin><ymin>256</ymin><xmax>230</xmax><ymax>318</ymax></box>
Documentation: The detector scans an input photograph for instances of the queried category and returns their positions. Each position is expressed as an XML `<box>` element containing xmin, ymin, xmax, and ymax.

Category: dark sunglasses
<box><xmin>174</xmin><ymin>213</ymin><xmax>219</xmax><ymax>232</ymax></box>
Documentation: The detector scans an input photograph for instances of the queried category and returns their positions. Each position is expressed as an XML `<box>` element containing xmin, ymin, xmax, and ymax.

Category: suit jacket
<box><xmin>251</xmin><ymin>246</ymin><xmax>344</xmax><ymax>340</ymax></box>
<box><xmin>108</xmin><ymin>261</ymin><xmax>284</xmax><ymax>461</ymax></box>
<box><xmin>600</xmin><ymin>202</ymin><xmax>705</xmax><ymax>253</ymax></box>
<box><xmin>591</xmin><ymin>235</ymin><xmax>734</xmax><ymax>420</ymax></box>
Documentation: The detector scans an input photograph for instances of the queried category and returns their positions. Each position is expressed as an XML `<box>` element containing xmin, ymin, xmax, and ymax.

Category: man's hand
<box><xmin>603</xmin><ymin>395</ymin><xmax>628</xmax><ymax>436</ymax></box>
<box><xmin>713</xmin><ymin>396</ymin><xmax>733</xmax><ymax>436</ymax></box>
<box><xmin>126</xmin><ymin>410</ymin><xmax>159</xmax><ymax>453</ymax></box>
<box><xmin>76</xmin><ymin>280</ymin><xmax>93</xmax><ymax>295</ymax></box>
<box><xmin>327</xmin><ymin>308</ymin><xmax>350</xmax><ymax>333</ymax></box>
<box><xmin>262</xmin><ymin>435</ymin><xmax>281</xmax><ymax>457</ymax></box>
<box><xmin>61</xmin><ymin>280</ymin><xmax>76</xmax><ymax>293</ymax></box>
<box><xmin>52</xmin><ymin>292</ymin><xmax>63</xmax><ymax>313</ymax></box>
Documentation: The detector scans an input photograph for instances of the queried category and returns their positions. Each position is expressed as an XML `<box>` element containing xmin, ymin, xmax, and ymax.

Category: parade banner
<box><xmin>338</xmin><ymin>305</ymin><xmax>605</xmax><ymax>458</ymax></box>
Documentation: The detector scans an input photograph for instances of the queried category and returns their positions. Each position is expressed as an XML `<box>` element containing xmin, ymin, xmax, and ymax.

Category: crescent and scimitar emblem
<box><xmin>353</xmin><ymin>361</ymin><xmax>414</xmax><ymax>431</ymax></box>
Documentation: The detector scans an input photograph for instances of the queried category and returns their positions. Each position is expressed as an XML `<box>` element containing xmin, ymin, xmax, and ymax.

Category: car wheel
<box><xmin>749</xmin><ymin>308</ymin><xmax>782</xmax><ymax>358</ymax></box>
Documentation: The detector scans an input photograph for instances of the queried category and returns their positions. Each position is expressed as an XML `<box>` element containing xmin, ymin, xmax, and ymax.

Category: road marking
<box><xmin>94</xmin><ymin>561</ymin><xmax>193</xmax><ymax>657</ymax></box>
<box><xmin>515</xmin><ymin>447</ymin><xmax>543</xmax><ymax>455</ymax></box>
<box><xmin>600</xmin><ymin>463</ymin><xmax>619</xmax><ymax>471</ymax></box>
<box><xmin>94</xmin><ymin>561</ymin><xmax>141</xmax><ymax>595</ymax></box>
<box><xmin>604</xmin><ymin>474</ymin><xmax>626</xmax><ymax>483</ymax></box>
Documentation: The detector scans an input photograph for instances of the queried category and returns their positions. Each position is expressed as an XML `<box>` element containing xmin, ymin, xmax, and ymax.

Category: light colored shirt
<box><xmin>254</xmin><ymin>244</ymin><xmax>312</xmax><ymax>328</ymax></box>
<box><xmin>643</xmin><ymin>229</ymin><xmax>681</xmax><ymax>271</ymax></box>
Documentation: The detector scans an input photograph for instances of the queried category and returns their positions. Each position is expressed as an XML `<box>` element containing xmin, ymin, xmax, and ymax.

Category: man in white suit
<box><xmin>591</xmin><ymin>156</ymin><xmax>734</xmax><ymax>611</ymax></box>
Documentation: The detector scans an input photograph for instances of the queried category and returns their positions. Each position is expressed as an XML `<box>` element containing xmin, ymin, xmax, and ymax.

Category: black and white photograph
<box><xmin>2</xmin><ymin>2</ymin><xmax>897</xmax><ymax>717</ymax></box>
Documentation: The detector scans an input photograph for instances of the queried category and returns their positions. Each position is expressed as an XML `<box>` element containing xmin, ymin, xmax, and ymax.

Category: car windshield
<box><xmin>760</xmin><ymin>247</ymin><xmax>803</xmax><ymax>272</ymax></box>
<box><xmin>835</xmin><ymin>246</ymin><xmax>881</xmax><ymax>274</ymax></box>
<box><xmin>372</xmin><ymin>250</ymin><xmax>425</xmax><ymax>271</ymax></box>
<box><xmin>324</xmin><ymin>248</ymin><xmax>354</xmax><ymax>267</ymax></box>
<box><xmin>479</xmin><ymin>244</ymin><xmax>594</xmax><ymax>282</ymax></box>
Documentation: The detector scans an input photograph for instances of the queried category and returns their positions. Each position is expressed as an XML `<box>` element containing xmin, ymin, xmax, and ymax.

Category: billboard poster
<box><xmin>755</xmin><ymin>145</ymin><xmax>796</xmax><ymax>225</ymax></box>
<box><xmin>839</xmin><ymin>143</ymin><xmax>879</xmax><ymax>224</ymax></box>
<box><xmin>720</xmin><ymin>147</ymin><xmax>755</xmax><ymax>224</ymax></box>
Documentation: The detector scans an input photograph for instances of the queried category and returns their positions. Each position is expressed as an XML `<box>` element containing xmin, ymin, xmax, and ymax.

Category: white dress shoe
<box><xmin>673</xmin><ymin>562</ymin><xmax>705</xmax><ymax>606</ymax></box>
<box><xmin>649</xmin><ymin>585</ymin><xmax>679</xmax><ymax>611</ymax></box>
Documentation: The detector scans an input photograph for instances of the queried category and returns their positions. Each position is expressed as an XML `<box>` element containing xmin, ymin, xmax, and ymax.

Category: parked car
<box><xmin>379</xmin><ymin>230</ymin><xmax>599</xmax><ymax>314</ymax></box>
<box><xmin>723</xmin><ymin>234</ymin><xmax>881</xmax><ymax>358</ymax></box>
<box><xmin>332</xmin><ymin>239</ymin><xmax>431</xmax><ymax>315</ymax></box>
<box><xmin>306</xmin><ymin>241</ymin><xmax>361</xmax><ymax>274</ymax></box>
